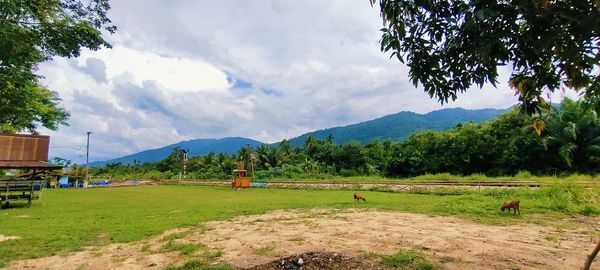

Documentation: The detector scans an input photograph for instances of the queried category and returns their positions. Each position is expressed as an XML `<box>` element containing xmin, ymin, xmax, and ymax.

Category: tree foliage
<box><xmin>0</xmin><ymin>0</ymin><xmax>115</xmax><ymax>133</ymax></box>
<box><xmin>371</xmin><ymin>0</ymin><xmax>600</xmax><ymax>115</ymax></box>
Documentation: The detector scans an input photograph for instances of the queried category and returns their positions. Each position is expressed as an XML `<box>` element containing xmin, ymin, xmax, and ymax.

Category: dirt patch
<box><xmin>247</xmin><ymin>251</ymin><xmax>384</xmax><ymax>270</ymax></box>
<box><xmin>5</xmin><ymin>229</ymin><xmax>187</xmax><ymax>270</ymax></box>
<box><xmin>6</xmin><ymin>209</ymin><xmax>600</xmax><ymax>270</ymax></box>
<box><xmin>0</xmin><ymin>235</ymin><xmax>20</xmax><ymax>242</ymax></box>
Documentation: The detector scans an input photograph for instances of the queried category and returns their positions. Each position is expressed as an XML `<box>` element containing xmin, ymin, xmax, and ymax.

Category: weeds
<box><xmin>544</xmin><ymin>235</ymin><xmax>560</xmax><ymax>244</ymax></box>
<box><xmin>251</xmin><ymin>244</ymin><xmax>277</xmax><ymax>256</ymax></box>
<box><xmin>381</xmin><ymin>249</ymin><xmax>440</xmax><ymax>270</ymax></box>
<box><xmin>288</xmin><ymin>235</ymin><xmax>306</xmax><ymax>244</ymax></box>
<box><xmin>165</xmin><ymin>260</ymin><xmax>235</xmax><ymax>270</ymax></box>
<box><xmin>163</xmin><ymin>230</ymin><xmax>192</xmax><ymax>242</ymax></box>
<box><xmin>161</xmin><ymin>241</ymin><xmax>201</xmax><ymax>256</ymax></box>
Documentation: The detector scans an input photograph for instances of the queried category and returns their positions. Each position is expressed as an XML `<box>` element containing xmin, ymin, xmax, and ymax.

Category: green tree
<box><xmin>372</xmin><ymin>0</ymin><xmax>600</xmax><ymax>115</ymax></box>
<box><xmin>486</xmin><ymin>109</ymin><xmax>547</xmax><ymax>175</ymax></box>
<box><xmin>157</xmin><ymin>147</ymin><xmax>186</xmax><ymax>173</ymax></box>
<box><xmin>255</xmin><ymin>144</ymin><xmax>281</xmax><ymax>170</ymax></box>
<box><xmin>0</xmin><ymin>0</ymin><xmax>115</xmax><ymax>132</ymax></box>
<box><xmin>0</xmin><ymin>84</ymin><xmax>69</xmax><ymax>133</ymax></box>
<box><xmin>543</xmin><ymin>99</ymin><xmax>600</xmax><ymax>171</ymax></box>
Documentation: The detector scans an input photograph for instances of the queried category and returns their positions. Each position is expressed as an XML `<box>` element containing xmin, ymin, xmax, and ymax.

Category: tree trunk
<box><xmin>584</xmin><ymin>240</ymin><xmax>600</xmax><ymax>270</ymax></box>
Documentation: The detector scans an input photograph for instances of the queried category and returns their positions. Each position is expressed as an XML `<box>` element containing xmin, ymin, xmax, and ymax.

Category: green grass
<box><xmin>165</xmin><ymin>260</ymin><xmax>235</xmax><ymax>270</ymax></box>
<box><xmin>251</xmin><ymin>244</ymin><xmax>277</xmax><ymax>256</ymax></box>
<box><xmin>0</xmin><ymin>184</ymin><xmax>598</xmax><ymax>266</ymax></box>
<box><xmin>163</xmin><ymin>230</ymin><xmax>193</xmax><ymax>242</ymax></box>
<box><xmin>381</xmin><ymin>250</ymin><xmax>440</xmax><ymax>270</ymax></box>
<box><xmin>160</xmin><ymin>241</ymin><xmax>201</xmax><ymax>256</ymax></box>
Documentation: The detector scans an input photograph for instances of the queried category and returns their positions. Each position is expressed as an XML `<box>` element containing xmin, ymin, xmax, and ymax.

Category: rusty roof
<box><xmin>0</xmin><ymin>161</ymin><xmax>62</xmax><ymax>169</ymax></box>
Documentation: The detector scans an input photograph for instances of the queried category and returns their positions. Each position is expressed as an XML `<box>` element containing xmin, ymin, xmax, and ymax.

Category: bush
<box><xmin>514</xmin><ymin>170</ymin><xmax>532</xmax><ymax>179</ymax></box>
<box><xmin>563</xmin><ymin>173</ymin><xmax>594</xmax><ymax>182</ymax></box>
<box><xmin>579</xmin><ymin>205</ymin><xmax>600</xmax><ymax>216</ymax></box>
<box><xmin>466</xmin><ymin>173</ymin><xmax>489</xmax><ymax>181</ymax></box>
<box><xmin>143</xmin><ymin>170</ymin><xmax>168</xmax><ymax>180</ymax></box>
<box><xmin>340</xmin><ymin>169</ymin><xmax>360</xmax><ymax>177</ymax></box>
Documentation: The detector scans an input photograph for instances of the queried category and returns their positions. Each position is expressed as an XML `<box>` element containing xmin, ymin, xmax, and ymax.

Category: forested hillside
<box><xmin>90</xmin><ymin>107</ymin><xmax>503</xmax><ymax>166</ymax></box>
<box><xmin>288</xmin><ymin>108</ymin><xmax>505</xmax><ymax>145</ymax></box>
<box><xmin>86</xmin><ymin>99</ymin><xmax>600</xmax><ymax>180</ymax></box>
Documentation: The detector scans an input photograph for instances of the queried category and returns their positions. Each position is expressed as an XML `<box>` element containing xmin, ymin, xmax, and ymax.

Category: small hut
<box><xmin>0</xmin><ymin>133</ymin><xmax>62</xmax><ymax>208</ymax></box>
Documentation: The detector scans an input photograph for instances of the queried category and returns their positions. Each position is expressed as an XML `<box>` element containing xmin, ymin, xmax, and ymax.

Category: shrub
<box><xmin>579</xmin><ymin>205</ymin><xmax>600</xmax><ymax>216</ymax></box>
<box><xmin>515</xmin><ymin>170</ymin><xmax>532</xmax><ymax>179</ymax></box>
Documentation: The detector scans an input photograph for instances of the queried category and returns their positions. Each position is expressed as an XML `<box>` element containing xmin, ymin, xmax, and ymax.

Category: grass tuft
<box><xmin>166</xmin><ymin>260</ymin><xmax>235</xmax><ymax>270</ymax></box>
<box><xmin>381</xmin><ymin>250</ymin><xmax>440</xmax><ymax>270</ymax></box>
<box><xmin>161</xmin><ymin>241</ymin><xmax>200</xmax><ymax>256</ymax></box>
<box><xmin>251</xmin><ymin>244</ymin><xmax>276</xmax><ymax>256</ymax></box>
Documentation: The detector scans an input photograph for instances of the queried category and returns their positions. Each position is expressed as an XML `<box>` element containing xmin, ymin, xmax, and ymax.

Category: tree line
<box><xmin>87</xmin><ymin>99</ymin><xmax>600</xmax><ymax>180</ymax></box>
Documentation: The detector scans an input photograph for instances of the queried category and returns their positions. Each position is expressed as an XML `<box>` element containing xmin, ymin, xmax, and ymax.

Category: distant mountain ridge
<box><xmin>90</xmin><ymin>107</ymin><xmax>506</xmax><ymax>166</ymax></box>
<box><xmin>286</xmin><ymin>108</ymin><xmax>506</xmax><ymax>145</ymax></box>
<box><xmin>89</xmin><ymin>137</ymin><xmax>263</xmax><ymax>167</ymax></box>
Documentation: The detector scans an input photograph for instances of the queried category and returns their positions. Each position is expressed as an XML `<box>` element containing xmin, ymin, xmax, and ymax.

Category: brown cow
<box><xmin>501</xmin><ymin>199</ymin><xmax>520</xmax><ymax>215</ymax></box>
<box><xmin>354</xmin><ymin>192</ymin><xmax>366</xmax><ymax>203</ymax></box>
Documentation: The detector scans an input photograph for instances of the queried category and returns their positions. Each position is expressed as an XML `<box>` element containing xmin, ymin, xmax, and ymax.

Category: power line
<box><xmin>49</xmin><ymin>145</ymin><xmax>86</xmax><ymax>148</ymax></box>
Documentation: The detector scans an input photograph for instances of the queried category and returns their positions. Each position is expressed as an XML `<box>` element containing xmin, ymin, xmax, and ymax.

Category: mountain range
<box><xmin>287</xmin><ymin>107</ymin><xmax>505</xmax><ymax>145</ymax></box>
<box><xmin>89</xmin><ymin>137</ymin><xmax>263</xmax><ymax>166</ymax></box>
<box><xmin>90</xmin><ymin>107</ymin><xmax>506</xmax><ymax>166</ymax></box>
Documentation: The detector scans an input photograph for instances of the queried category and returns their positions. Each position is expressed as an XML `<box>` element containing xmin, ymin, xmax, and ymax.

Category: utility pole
<box><xmin>85</xmin><ymin>131</ymin><xmax>91</xmax><ymax>185</ymax></box>
<box><xmin>250</xmin><ymin>153</ymin><xmax>255</xmax><ymax>182</ymax></box>
<box><xmin>182</xmin><ymin>149</ymin><xmax>188</xmax><ymax>179</ymax></box>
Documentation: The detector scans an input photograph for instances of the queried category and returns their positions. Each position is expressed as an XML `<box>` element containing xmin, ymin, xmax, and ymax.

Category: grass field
<box><xmin>0</xmin><ymin>184</ymin><xmax>599</xmax><ymax>267</ymax></box>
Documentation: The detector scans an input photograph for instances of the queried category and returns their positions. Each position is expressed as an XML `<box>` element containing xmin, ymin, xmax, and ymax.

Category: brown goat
<box><xmin>354</xmin><ymin>192</ymin><xmax>366</xmax><ymax>202</ymax></box>
<box><xmin>501</xmin><ymin>199</ymin><xmax>520</xmax><ymax>215</ymax></box>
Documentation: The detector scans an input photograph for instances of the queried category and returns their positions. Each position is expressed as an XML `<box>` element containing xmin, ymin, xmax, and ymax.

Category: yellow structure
<box><xmin>232</xmin><ymin>161</ymin><xmax>250</xmax><ymax>189</ymax></box>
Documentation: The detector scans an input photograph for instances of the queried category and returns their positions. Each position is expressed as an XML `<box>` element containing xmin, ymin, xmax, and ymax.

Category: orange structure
<box><xmin>232</xmin><ymin>161</ymin><xmax>250</xmax><ymax>189</ymax></box>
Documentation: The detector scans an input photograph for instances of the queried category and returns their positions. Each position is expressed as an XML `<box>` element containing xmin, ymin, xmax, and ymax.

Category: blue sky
<box><xmin>37</xmin><ymin>0</ymin><xmax>573</xmax><ymax>163</ymax></box>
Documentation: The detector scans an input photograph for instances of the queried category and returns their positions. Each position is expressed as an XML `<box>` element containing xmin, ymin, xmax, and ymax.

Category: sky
<box><xmin>38</xmin><ymin>0</ymin><xmax>573</xmax><ymax>163</ymax></box>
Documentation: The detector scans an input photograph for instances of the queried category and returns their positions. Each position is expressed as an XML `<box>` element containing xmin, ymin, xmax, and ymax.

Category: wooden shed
<box><xmin>1</xmin><ymin>133</ymin><xmax>62</xmax><ymax>208</ymax></box>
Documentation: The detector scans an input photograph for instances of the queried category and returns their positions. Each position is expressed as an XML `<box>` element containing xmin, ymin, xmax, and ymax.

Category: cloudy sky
<box><xmin>38</xmin><ymin>0</ymin><xmax>571</xmax><ymax>163</ymax></box>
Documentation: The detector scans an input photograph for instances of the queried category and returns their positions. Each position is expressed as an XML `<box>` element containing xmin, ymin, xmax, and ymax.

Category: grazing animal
<box><xmin>354</xmin><ymin>192</ymin><xmax>366</xmax><ymax>202</ymax></box>
<box><xmin>501</xmin><ymin>199</ymin><xmax>520</xmax><ymax>215</ymax></box>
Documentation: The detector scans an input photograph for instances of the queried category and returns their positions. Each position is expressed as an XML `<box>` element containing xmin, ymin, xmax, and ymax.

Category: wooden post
<box><xmin>28</xmin><ymin>180</ymin><xmax>34</xmax><ymax>207</ymax></box>
<box><xmin>4</xmin><ymin>182</ymin><xmax>8</xmax><ymax>202</ymax></box>
<box><xmin>584</xmin><ymin>240</ymin><xmax>600</xmax><ymax>270</ymax></box>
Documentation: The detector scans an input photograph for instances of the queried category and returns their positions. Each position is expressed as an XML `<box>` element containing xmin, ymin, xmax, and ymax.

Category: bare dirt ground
<box><xmin>5</xmin><ymin>208</ymin><xmax>600</xmax><ymax>270</ymax></box>
<box><xmin>0</xmin><ymin>235</ymin><xmax>20</xmax><ymax>242</ymax></box>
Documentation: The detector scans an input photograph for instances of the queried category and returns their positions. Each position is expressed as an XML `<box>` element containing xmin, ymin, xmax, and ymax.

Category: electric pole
<box><xmin>182</xmin><ymin>149</ymin><xmax>188</xmax><ymax>179</ymax></box>
<box><xmin>86</xmin><ymin>131</ymin><xmax>91</xmax><ymax>184</ymax></box>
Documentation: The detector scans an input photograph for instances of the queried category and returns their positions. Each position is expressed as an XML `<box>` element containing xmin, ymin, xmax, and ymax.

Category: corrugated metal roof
<box><xmin>0</xmin><ymin>133</ymin><xmax>50</xmax><ymax>161</ymax></box>
<box><xmin>0</xmin><ymin>161</ymin><xmax>62</xmax><ymax>169</ymax></box>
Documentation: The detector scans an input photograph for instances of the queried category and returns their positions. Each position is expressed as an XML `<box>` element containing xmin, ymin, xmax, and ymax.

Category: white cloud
<box><xmin>76</xmin><ymin>47</ymin><xmax>229</xmax><ymax>93</ymax></box>
<box><xmin>37</xmin><ymin>1</ymin><xmax>530</xmax><ymax>162</ymax></box>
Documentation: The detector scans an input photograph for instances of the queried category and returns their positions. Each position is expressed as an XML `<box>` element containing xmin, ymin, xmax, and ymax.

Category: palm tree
<box><xmin>255</xmin><ymin>144</ymin><xmax>281</xmax><ymax>170</ymax></box>
<box><xmin>543</xmin><ymin>99</ymin><xmax>600</xmax><ymax>170</ymax></box>
<box><xmin>300</xmin><ymin>157</ymin><xmax>319</xmax><ymax>173</ymax></box>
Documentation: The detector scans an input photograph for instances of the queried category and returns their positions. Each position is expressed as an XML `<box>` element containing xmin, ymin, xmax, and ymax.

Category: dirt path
<box><xmin>0</xmin><ymin>235</ymin><xmax>19</xmax><ymax>242</ymax></box>
<box><xmin>5</xmin><ymin>209</ymin><xmax>600</xmax><ymax>270</ymax></box>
